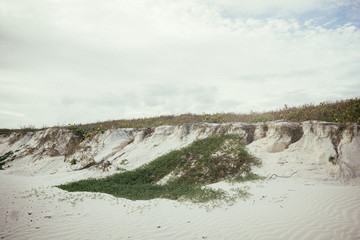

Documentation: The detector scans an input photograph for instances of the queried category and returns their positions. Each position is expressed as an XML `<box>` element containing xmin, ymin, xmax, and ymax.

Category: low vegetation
<box><xmin>0</xmin><ymin>151</ymin><xmax>16</xmax><ymax>170</ymax></box>
<box><xmin>78</xmin><ymin>98</ymin><xmax>360</xmax><ymax>131</ymax></box>
<box><xmin>0</xmin><ymin>98</ymin><xmax>359</xmax><ymax>136</ymax></box>
<box><xmin>77</xmin><ymin>160</ymin><xmax>97</xmax><ymax>170</ymax></box>
<box><xmin>67</xmin><ymin>124</ymin><xmax>107</xmax><ymax>141</ymax></box>
<box><xmin>70</xmin><ymin>158</ymin><xmax>77</xmax><ymax>165</ymax></box>
<box><xmin>0</xmin><ymin>129</ymin><xmax>11</xmax><ymax>135</ymax></box>
<box><xmin>58</xmin><ymin>134</ymin><xmax>261</xmax><ymax>203</ymax></box>
<box><xmin>328</xmin><ymin>156</ymin><xmax>336</xmax><ymax>165</ymax></box>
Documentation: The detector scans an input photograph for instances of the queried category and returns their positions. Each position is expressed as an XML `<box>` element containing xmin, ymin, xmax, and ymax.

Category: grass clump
<box><xmin>67</xmin><ymin>124</ymin><xmax>107</xmax><ymax>141</ymax></box>
<box><xmin>0</xmin><ymin>151</ymin><xmax>14</xmax><ymax>170</ymax></box>
<box><xmin>120</xmin><ymin>159</ymin><xmax>128</xmax><ymax>165</ymax></box>
<box><xmin>328</xmin><ymin>156</ymin><xmax>336</xmax><ymax>165</ymax></box>
<box><xmin>70</xmin><ymin>158</ymin><xmax>77</xmax><ymax>165</ymax></box>
<box><xmin>0</xmin><ymin>129</ymin><xmax>12</xmax><ymax>135</ymax></box>
<box><xmin>58</xmin><ymin>134</ymin><xmax>261</xmax><ymax>203</ymax></box>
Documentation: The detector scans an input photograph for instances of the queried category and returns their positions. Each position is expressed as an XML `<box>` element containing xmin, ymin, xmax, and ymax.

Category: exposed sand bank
<box><xmin>1</xmin><ymin>121</ymin><xmax>359</xmax><ymax>239</ymax></box>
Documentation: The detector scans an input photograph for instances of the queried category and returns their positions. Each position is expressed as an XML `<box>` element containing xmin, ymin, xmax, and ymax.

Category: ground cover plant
<box><xmin>58</xmin><ymin>134</ymin><xmax>262</xmax><ymax>203</ymax></box>
<box><xmin>0</xmin><ymin>151</ymin><xmax>15</xmax><ymax>170</ymax></box>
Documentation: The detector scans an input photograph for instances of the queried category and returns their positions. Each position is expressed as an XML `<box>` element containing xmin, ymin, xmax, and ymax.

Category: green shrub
<box><xmin>0</xmin><ymin>151</ymin><xmax>13</xmax><ymax>162</ymax></box>
<box><xmin>70</xmin><ymin>158</ymin><xmax>77</xmax><ymax>165</ymax></box>
<box><xmin>0</xmin><ymin>129</ymin><xmax>12</xmax><ymax>135</ymax></box>
<box><xmin>0</xmin><ymin>151</ymin><xmax>14</xmax><ymax>170</ymax></box>
<box><xmin>67</xmin><ymin>124</ymin><xmax>107</xmax><ymax>141</ymax></box>
<box><xmin>329</xmin><ymin>156</ymin><xmax>336</xmax><ymax>165</ymax></box>
<box><xmin>67</xmin><ymin>124</ymin><xmax>88</xmax><ymax>141</ymax></box>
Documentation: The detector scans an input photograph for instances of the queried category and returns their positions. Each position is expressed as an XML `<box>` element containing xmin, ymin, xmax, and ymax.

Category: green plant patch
<box><xmin>0</xmin><ymin>129</ymin><xmax>12</xmax><ymax>135</ymax></box>
<box><xmin>328</xmin><ymin>156</ymin><xmax>336</xmax><ymax>165</ymax></box>
<box><xmin>116</xmin><ymin>167</ymin><xmax>127</xmax><ymax>171</ymax></box>
<box><xmin>58</xmin><ymin>134</ymin><xmax>262</xmax><ymax>203</ymax></box>
<box><xmin>0</xmin><ymin>151</ymin><xmax>13</xmax><ymax>162</ymax></box>
<box><xmin>70</xmin><ymin>158</ymin><xmax>77</xmax><ymax>165</ymax></box>
<box><xmin>0</xmin><ymin>151</ymin><xmax>14</xmax><ymax>170</ymax></box>
<box><xmin>67</xmin><ymin>124</ymin><xmax>107</xmax><ymax>141</ymax></box>
<box><xmin>120</xmin><ymin>159</ymin><xmax>128</xmax><ymax>165</ymax></box>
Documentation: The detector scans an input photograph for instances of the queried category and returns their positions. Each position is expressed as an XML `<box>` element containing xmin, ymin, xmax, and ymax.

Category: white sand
<box><xmin>1</xmin><ymin>172</ymin><xmax>359</xmax><ymax>240</ymax></box>
<box><xmin>1</xmin><ymin>121</ymin><xmax>360</xmax><ymax>239</ymax></box>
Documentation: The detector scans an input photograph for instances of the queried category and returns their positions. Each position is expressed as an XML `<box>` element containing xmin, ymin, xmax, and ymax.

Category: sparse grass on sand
<box><xmin>1</xmin><ymin>98</ymin><xmax>359</xmax><ymax>137</ymax></box>
<box><xmin>58</xmin><ymin>134</ymin><xmax>262</xmax><ymax>203</ymax></box>
<box><xmin>67</xmin><ymin>98</ymin><xmax>360</xmax><ymax>133</ymax></box>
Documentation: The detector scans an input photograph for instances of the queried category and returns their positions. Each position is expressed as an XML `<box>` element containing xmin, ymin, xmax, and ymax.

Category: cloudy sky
<box><xmin>1</xmin><ymin>0</ymin><xmax>360</xmax><ymax>128</ymax></box>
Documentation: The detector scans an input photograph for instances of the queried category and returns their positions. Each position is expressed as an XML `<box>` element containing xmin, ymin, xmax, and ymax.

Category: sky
<box><xmin>0</xmin><ymin>0</ymin><xmax>360</xmax><ymax>128</ymax></box>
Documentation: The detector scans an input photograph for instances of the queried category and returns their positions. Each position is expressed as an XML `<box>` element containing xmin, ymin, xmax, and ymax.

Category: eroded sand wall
<box><xmin>0</xmin><ymin>121</ymin><xmax>359</xmax><ymax>179</ymax></box>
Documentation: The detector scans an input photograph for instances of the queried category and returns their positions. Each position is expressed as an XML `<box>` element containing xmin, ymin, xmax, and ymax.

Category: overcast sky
<box><xmin>1</xmin><ymin>0</ymin><xmax>360</xmax><ymax>128</ymax></box>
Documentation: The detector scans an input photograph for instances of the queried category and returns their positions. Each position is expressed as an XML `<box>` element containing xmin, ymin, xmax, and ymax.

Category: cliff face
<box><xmin>0</xmin><ymin>121</ymin><xmax>359</xmax><ymax>181</ymax></box>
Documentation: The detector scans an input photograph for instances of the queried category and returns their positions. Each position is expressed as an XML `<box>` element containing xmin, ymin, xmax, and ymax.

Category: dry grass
<box><xmin>1</xmin><ymin>98</ymin><xmax>359</xmax><ymax>136</ymax></box>
<box><xmin>73</xmin><ymin>98</ymin><xmax>360</xmax><ymax>130</ymax></box>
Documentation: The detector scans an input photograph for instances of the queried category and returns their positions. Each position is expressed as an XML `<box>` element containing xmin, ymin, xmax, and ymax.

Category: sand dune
<box><xmin>1</xmin><ymin>121</ymin><xmax>360</xmax><ymax>239</ymax></box>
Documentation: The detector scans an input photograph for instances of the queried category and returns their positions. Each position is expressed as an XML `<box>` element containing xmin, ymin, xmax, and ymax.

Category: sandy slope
<box><xmin>1</xmin><ymin>172</ymin><xmax>359</xmax><ymax>240</ymax></box>
<box><xmin>1</xmin><ymin>121</ymin><xmax>360</xmax><ymax>239</ymax></box>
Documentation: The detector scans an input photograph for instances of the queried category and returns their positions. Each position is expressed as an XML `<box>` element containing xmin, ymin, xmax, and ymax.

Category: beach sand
<box><xmin>1</xmin><ymin>121</ymin><xmax>360</xmax><ymax>239</ymax></box>
<box><xmin>1</xmin><ymin>171</ymin><xmax>359</xmax><ymax>240</ymax></box>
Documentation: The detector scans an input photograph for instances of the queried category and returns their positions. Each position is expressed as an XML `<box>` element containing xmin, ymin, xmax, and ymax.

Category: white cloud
<box><xmin>202</xmin><ymin>0</ymin><xmax>352</xmax><ymax>17</ymax></box>
<box><xmin>0</xmin><ymin>0</ymin><xmax>359</xmax><ymax>128</ymax></box>
<box><xmin>0</xmin><ymin>110</ymin><xmax>24</xmax><ymax>117</ymax></box>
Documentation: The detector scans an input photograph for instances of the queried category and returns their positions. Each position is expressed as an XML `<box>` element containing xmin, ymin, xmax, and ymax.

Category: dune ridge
<box><xmin>1</xmin><ymin>121</ymin><xmax>359</xmax><ymax>239</ymax></box>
